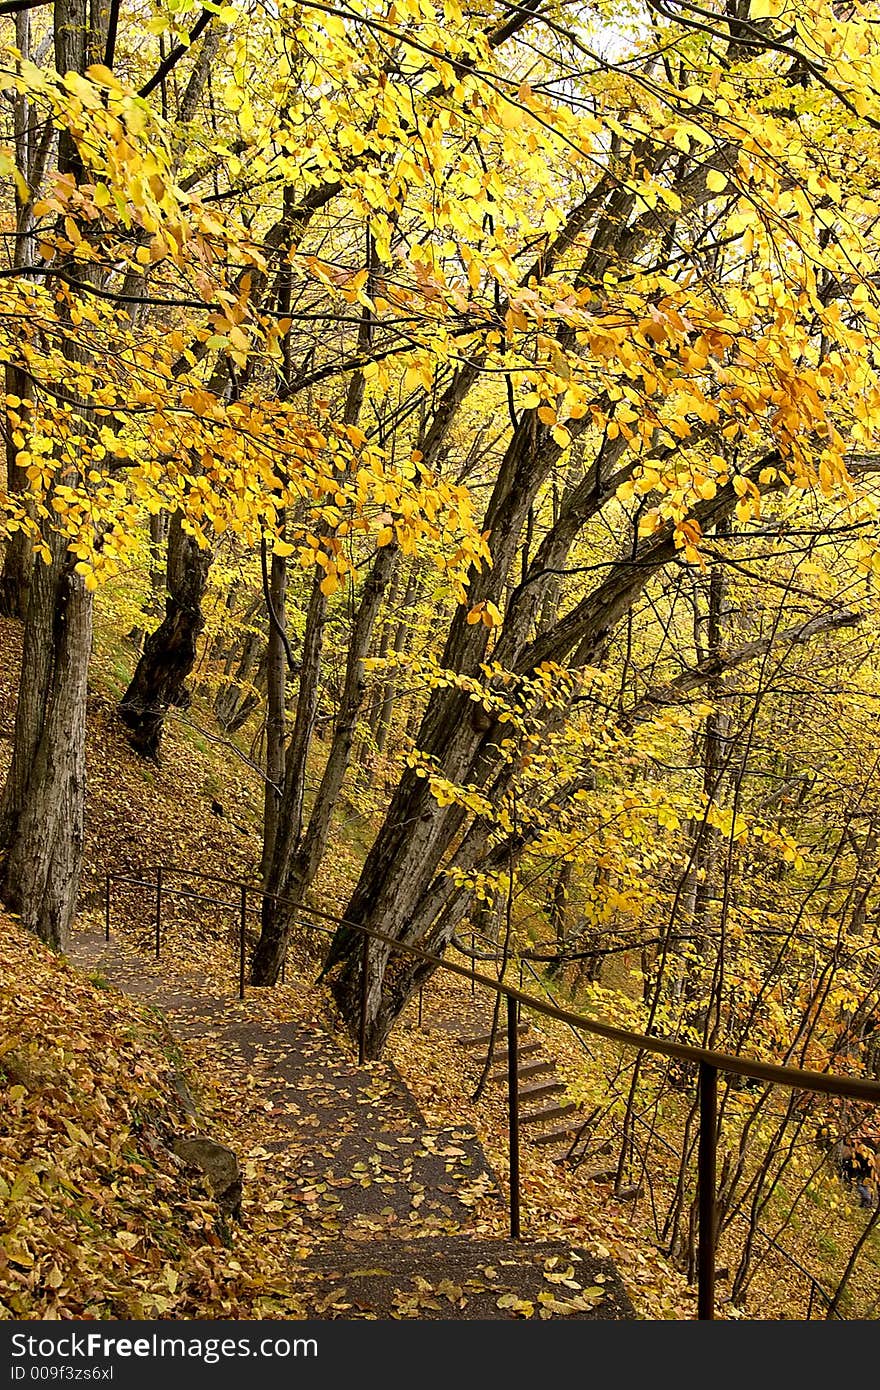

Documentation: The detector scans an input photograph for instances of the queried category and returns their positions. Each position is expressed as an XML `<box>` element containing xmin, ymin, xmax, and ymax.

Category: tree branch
<box><xmin>0</xmin><ymin>0</ymin><xmax>51</xmax><ymax>14</ymax></box>
<box><xmin>138</xmin><ymin>9</ymin><xmax>213</xmax><ymax>100</ymax></box>
<box><xmin>631</xmin><ymin>606</ymin><xmax>862</xmax><ymax>717</ymax></box>
<box><xmin>259</xmin><ymin>537</ymin><xmax>300</xmax><ymax>674</ymax></box>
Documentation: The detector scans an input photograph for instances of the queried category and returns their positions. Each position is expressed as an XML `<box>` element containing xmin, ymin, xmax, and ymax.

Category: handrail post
<box><xmin>154</xmin><ymin>865</ymin><xmax>163</xmax><ymax>959</ymax></box>
<box><xmin>471</xmin><ymin>932</ymin><xmax>475</xmax><ymax>997</ymax></box>
<box><xmin>239</xmin><ymin>885</ymin><xmax>247</xmax><ymax>1001</ymax></box>
<box><xmin>507</xmin><ymin>993</ymin><xmax>521</xmax><ymax>1240</ymax></box>
<box><xmin>697</xmin><ymin>1061</ymin><xmax>718</xmax><ymax>1320</ymax></box>
<box><xmin>358</xmin><ymin>933</ymin><xmax>369</xmax><ymax>1066</ymax></box>
<box><xmin>104</xmin><ymin>874</ymin><xmax>111</xmax><ymax>943</ymax></box>
<box><xmin>517</xmin><ymin>959</ymin><xmax>523</xmax><ymax>1022</ymax></box>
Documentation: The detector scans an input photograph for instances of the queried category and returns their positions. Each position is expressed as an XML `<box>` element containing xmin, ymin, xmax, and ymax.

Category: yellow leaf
<box><xmin>497</xmin><ymin>1292</ymin><xmax>534</xmax><ymax>1315</ymax></box>
<box><xmin>706</xmin><ymin>169</ymin><xmax>727</xmax><ymax>193</ymax></box>
<box><xmin>85</xmin><ymin>63</ymin><xmax>123</xmax><ymax>90</ymax></box>
<box><xmin>498</xmin><ymin>100</ymin><xmax>522</xmax><ymax>130</ymax></box>
<box><xmin>321</xmin><ymin>11</ymin><xmax>347</xmax><ymax>38</ymax></box>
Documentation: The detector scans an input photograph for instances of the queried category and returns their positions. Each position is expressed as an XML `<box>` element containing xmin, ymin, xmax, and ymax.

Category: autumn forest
<box><xmin>2</xmin><ymin>0</ymin><xmax>880</xmax><ymax>1328</ymax></box>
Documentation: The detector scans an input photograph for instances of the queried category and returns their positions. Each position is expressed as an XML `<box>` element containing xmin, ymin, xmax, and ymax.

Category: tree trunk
<box><xmin>0</xmin><ymin>546</ymin><xmax>91</xmax><ymax>948</ymax></box>
<box><xmin>0</xmin><ymin>368</ymin><xmax>34</xmax><ymax>620</ymax></box>
<box><xmin>549</xmin><ymin>861</ymin><xmax>572</xmax><ymax>950</ymax></box>
<box><xmin>848</xmin><ymin>814</ymin><xmax>878</xmax><ymax>938</ymax></box>
<box><xmin>262</xmin><ymin>533</ymin><xmax>288</xmax><ymax>873</ymax></box>
<box><xmin>322</xmin><ymin>418</ymin><xmax>566</xmax><ymax>1052</ymax></box>
<box><xmin>0</xmin><ymin>11</ymin><xmax>41</xmax><ymax>620</ymax></box>
<box><xmin>678</xmin><ymin>535</ymin><xmax>730</xmax><ymax>999</ymax></box>
<box><xmin>261</xmin><ymin>202</ymin><xmax>294</xmax><ymax>871</ymax></box>
<box><xmin>363</xmin><ymin>567</ymin><xmax>400</xmax><ymax>741</ymax></box>
<box><xmin>251</xmin><ymin>542</ymin><xmax>397</xmax><ymax>983</ymax></box>
<box><xmin>118</xmin><ymin>141</ymin><xmax>283</xmax><ymax>753</ymax></box>
<box><xmin>250</xmin><ymin>219</ymin><xmax>388</xmax><ymax>981</ymax></box>
<box><xmin>118</xmin><ymin>512</ymin><xmax>212</xmax><ymax>759</ymax></box>
<box><xmin>0</xmin><ymin>0</ymin><xmax>101</xmax><ymax>949</ymax></box>
<box><xmin>214</xmin><ymin>624</ymin><xmax>266</xmax><ymax>732</ymax></box>
<box><xmin>375</xmin><ymin>563</ymin><xmax>421</xmax><ymax>754</ymax></box>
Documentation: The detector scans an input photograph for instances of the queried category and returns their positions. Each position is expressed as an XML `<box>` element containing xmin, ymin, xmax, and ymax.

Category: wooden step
<box><xmin>302</xmin><ymin>1234</ymin><xmax>636</xmax><ymax>1319</ymax></box>
<box><xmin>532</xmin><ymin>1121</ymin><xmax>585</xmax><ymax>1147</ymax></box>
<box><xmin>489</xmin><ymin>1059</ymin><xmax>554</xmax><ymax>1085</ymax></box>
<box><xmin>518</xmin><ymin>1080</ymin><xmax>566</xmax><ymax>1103</ymax></box>
<box><xmin>520</xmin><ymin>1102</ymin><xmax>577</xmax><ymax>1127</ymax></box>
<box><xmin>458</xmin><ymin>1023</ymin><xmax>530</xmax><ymax>1049</ymax></box>
<box><xmin>486</xmin><ymin>1077</ymin><xmax>564</xmax><ymax>1103</ymax></box>
<box><xmin>491</xmin><ymin>1041</ymin><xmax>542</xmax><ymax>1063</ymax></box>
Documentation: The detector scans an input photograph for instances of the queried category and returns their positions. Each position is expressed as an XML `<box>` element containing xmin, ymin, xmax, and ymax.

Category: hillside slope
<box><xmin>0</xmin><ymin>914</ymin><xmax>300</xmax><ymax>1318</ymax></box>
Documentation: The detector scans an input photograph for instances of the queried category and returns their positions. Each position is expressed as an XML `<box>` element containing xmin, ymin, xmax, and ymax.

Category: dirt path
<box><xmin>68</xmin><ymin>930</ymin><xmax>634</xmax><ymax>1319</ymax></box>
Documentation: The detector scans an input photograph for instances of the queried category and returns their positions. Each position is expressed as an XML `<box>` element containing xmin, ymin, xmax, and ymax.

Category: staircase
<box><xmin>459</xmin><ymin>1022</ymin><xmax>586</xmax><ymax>1157</ymax></box>
<box><xmin>68</xmin><ymin>930</ymin><xmax>633</xmax><ymax>1320</ymax></box>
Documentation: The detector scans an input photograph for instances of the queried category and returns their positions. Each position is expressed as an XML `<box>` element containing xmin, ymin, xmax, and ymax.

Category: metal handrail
<box><xmin>102</xmin><ymin>863</ymin><xmax>880</xmax><ymax>1321</ymax></box>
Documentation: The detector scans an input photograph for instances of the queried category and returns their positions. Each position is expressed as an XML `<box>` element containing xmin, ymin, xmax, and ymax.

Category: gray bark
<box><xmin>262</xmin><ymin>535</ymin><xmax>288</xmax><ymax>872</ymax></box>
<box><xmin>118</xmin><ymin>513</ymin><xmax>212</xmax><ymax>759</ymax></box>
<box><xmin>0</xmin><ymin>0</ymin><xmax>101</xmax><ymax>949</ymax></box>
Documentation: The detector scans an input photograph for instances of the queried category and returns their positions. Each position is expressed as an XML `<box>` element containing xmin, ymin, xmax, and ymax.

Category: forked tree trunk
<box><xmin>322</xmin><ymin>424</ymin><xmax>558</xmax><ymax>1053</ymax></box>
<box><xmin>118</xmin><ymin>512</ymin><xmax>212</xmax><ymax>759</ymax></box>
<box><xmin>321</xmin><ymin>438</ymin><xmax>781</xmax><ymax>1055</ymax></box>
